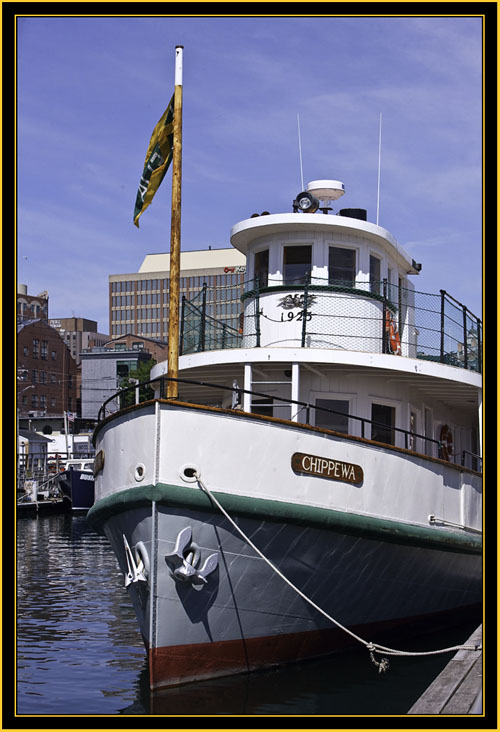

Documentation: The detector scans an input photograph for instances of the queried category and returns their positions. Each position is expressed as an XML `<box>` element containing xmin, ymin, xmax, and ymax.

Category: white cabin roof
<box><xmin>230</xmin><ymin>213</ymin><xmax>419</xmax><ymax>274</ymax></box>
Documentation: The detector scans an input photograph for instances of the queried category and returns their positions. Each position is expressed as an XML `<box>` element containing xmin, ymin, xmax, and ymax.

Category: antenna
<box><xmin>376</xmin><ymin>112</ymin><xmax>382</xmax><ymax>226</ymax></box>
<box><xmin>297</xmin><ymin>113</ymin><xmax>304</xmax><ymax>191</ymax></box>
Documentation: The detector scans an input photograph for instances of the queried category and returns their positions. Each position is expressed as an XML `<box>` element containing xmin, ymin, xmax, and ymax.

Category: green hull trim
<box><xmin>87</xmin><ymin>482</ymin><xmax>482</xmax><ymax>555</ymax></box>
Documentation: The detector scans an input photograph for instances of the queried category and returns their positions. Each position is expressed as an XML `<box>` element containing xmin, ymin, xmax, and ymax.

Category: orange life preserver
<box><xmin>439</xmin><ymin>424</ymin><xmax>453</xmax><ymax>461</ymax></box>
<box><xmin>385</xmin><ymin>311</ymin><xmax>401</xmax><ymax>355</ymax></box>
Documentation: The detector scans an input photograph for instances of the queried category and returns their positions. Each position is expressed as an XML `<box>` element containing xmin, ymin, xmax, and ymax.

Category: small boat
<box><xmin>17</xmin><ymin>476</ymin><xmax>66</xmax><ymax>515</ymax></box>
<box><xmin>87</xmin><ymin>48</ymin><xmax>482</xmax><ymax>691</ymax></box>
<box><xmin>56</xmin><ymin>458</ymin><xmax>95</xmax><ymax>512</ymax></box>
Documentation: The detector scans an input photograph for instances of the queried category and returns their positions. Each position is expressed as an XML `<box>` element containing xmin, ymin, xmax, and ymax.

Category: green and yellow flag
<box><xmin>134</xmin><ymin>95</ymin><xmax>175</xmax><ymax>227</ymax></box>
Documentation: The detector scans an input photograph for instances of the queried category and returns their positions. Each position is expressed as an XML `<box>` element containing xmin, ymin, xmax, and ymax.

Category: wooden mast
<box><xmin>166</xmin><ymin>45</ymin><xmax>183</xmax><ymax>399</ymax></box>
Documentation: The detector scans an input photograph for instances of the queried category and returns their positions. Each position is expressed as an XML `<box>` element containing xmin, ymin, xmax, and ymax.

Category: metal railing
<box><xmin>179</xmin><ymin>276</ymin><xmax>482</xmax><ymax>373</ymax></box>
<box><xmin>96</xmin><ymin>376</ymin><xmax>481</xmax><ymax>472</ymax></box>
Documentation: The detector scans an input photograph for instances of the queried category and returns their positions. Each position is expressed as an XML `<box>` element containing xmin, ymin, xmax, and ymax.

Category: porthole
<box><xmin>135</xmin><ymin>463</ymin><xmax>146</xmax><ymax>482</ymax></box>
<box><xmin>180</xmin><ymin>464</ymin><xmax>199</xmax><ymax>483</ymax></box>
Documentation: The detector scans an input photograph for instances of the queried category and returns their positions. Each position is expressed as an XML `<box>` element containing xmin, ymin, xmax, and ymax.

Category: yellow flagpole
<box><xmin>166</xmin><ymin>45</ymin><xmax>183</xmax><ymax>399</ymax></box>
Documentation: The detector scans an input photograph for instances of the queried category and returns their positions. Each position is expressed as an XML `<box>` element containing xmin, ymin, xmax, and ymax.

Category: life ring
<box><xmin>385</xmin><ymin>311</ymin><xmax>401</xmax><ymax>355</ymax></box>
<box><xmin>439</xmin><ymin>424</ymin><xmax>453</xmax><ymax>461</ymax></box>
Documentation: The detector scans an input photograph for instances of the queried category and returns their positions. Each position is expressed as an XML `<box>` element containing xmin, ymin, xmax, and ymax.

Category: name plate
<box><xmin>291</xmin><ymin>452</ymin><xmax>363</xmax><ymax>484</ymax></box>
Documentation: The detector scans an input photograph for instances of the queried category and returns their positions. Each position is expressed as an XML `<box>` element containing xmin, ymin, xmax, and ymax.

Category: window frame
<box><xmin>310</xmin><ymin>391</ymin><xmax>357</xmax><ymax>436</ymax></box>
<box><xmin>409</xmin><ymin>404</ymin><xmax>420</xmax><ymax>452</ymax></box>
<box><xmin>423</xmin><ymin>404</ymin><xmax>434</xmax><ymax>457</ymax></box>
<box><xmin>369</xmin><ymin>253</ymin><xmax>382</xmax><ymax>295</ymax></box>
<box><xmin>282</xmin><ymin>244</ymin><xmax>312</xmax><ymax>286</ymax></box>
<box><xmin>253</xmin><ymin>248</ymin><xmax>269</xmax><ymax>288</ymax></box>
<box><xmin>369</xmin><ymin>398</ymin><xmax>398</xmax><ymax>446</ymax></box>
<box><xmin>328</xmin><ymin>246</ymin><xmax>357</xmax><ymax>287</ymax></box>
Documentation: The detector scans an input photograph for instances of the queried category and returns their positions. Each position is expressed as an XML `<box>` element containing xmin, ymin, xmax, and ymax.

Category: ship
<box><xmin>88</xmin><ymin>178</ymin><xmax>482</xmax><ymax>691</ymax></box>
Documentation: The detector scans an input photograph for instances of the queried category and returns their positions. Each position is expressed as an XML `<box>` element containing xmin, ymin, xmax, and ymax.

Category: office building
<box><xmin>80</xmin><ymin>344</ymin><xmax>153</xmax><ymax>420</ymax></box>
<box><xmin>109</xmin><ymin>248</ymin><xmax>247</xmax><ymax>339</ymax></box>
<box><xmin>49</xmin><ymin>317</ymin><xmax>109</xmax><ymax>365</ymax></box>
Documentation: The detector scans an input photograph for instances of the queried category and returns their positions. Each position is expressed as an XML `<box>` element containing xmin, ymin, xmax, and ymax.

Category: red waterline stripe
<box><xmin>148</xmin><ymin>605</ymin><xmax>479</xmax><ymax>691</ymax></box>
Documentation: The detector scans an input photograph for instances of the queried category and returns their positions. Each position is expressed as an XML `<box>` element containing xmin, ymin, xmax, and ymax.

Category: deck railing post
<box><xmin>180</xmin><ymin>294</ymin><xmax>186</xmax><ymax>356</ymax></box>
<box><xmin>476</xmin><ymin>317</ymin><xmax>482</xmax><ymax>373</ymax></box>
<box><xmin>440</xmin><ymin>289</ymin><xmax>446</xmax><ymax>363</ymax></box>
<box><xmin>301</xmin><ymin>272</ymin><xmax>310</xmax><ymax>348</ymax></box>
<box><xmin>462</xmin><ymin>305</ymin><xmax>468</xmax><ymax>370</ymax></box>
<box><xmin>199</xmin><ymin>283</ymin><xmax>207</xmax><ymax>352</ymax></box>
<box><xmin>254</xmin><ymin>276</ymin><xmax>261</xmax><ymax>348</ymax></box>
<box><xmin>382</xmin><ymin>278</ymin><xmax>388</xmax><ymax>354</ymax></box>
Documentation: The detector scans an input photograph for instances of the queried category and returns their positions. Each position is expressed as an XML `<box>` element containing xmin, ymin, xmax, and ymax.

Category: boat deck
<box><xmin>408</xmin><ymin>625</ymin><xmax>483</xmax><ymax>715</ymax></box>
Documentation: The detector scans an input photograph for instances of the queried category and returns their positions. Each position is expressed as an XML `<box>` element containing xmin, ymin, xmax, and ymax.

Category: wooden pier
<box><xmin>17</xmin><ymin>497</ymin><xmax>66</xmax><ymax>515</ymax></box>
<box><xmin>408</xmin><ymin>625</ymin><xmax>483</xmax><ymax>715</ymax></box>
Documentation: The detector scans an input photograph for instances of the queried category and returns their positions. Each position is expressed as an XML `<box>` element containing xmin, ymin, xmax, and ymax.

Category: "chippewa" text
<box><xmin>291</xmin><ymin>452</ymin><xmax>363</xmax><ymax>484</ymax></box>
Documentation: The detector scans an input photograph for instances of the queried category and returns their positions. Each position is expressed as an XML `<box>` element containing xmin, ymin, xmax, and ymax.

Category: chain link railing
<box><xmin>180</xmin><ymin>283</ymin><xmax>242</xmax><ymax>354</ymax></box>
<box><xmin>179</xmin><ymin>276</ymin><xmax>481</xmax><ymax>373</ymax></box>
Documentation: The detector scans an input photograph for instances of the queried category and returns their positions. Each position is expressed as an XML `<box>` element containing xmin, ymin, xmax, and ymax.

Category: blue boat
<box><xmin>56</xmin><ymin>458</ymin><xmax>95</xmax><ymax>512</ymax></box>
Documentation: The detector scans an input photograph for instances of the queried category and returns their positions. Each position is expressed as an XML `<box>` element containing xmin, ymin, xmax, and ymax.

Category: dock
<box><xmin>17</xmin><ymin>497</ymin><xmax>66</xmax><ymax>515</ymax></box>
<box><xmin>408</xmin><ymin>624</ymin><xmax>483</xmax><ymax>715</ymax></box>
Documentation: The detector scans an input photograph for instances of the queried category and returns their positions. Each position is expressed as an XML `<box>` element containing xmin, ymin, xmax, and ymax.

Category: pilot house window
<box><xmin>283</xmin><ymin>246</ymin><xmax>311</xmax><ymax>285</ymax></box>
<box><xmin>370</xmin><ymin>255</ymin><xmax>381</xmax><ymax>295</ymax></box>
<box><xmin>254</xmin><ymin>249</ymin><xmax>269</xmax><ymax>288</ymax></box>
<box><xmin>329</xmin><ymin>247</ymin><xmax>356</xmax><ymax>287</ymax></box>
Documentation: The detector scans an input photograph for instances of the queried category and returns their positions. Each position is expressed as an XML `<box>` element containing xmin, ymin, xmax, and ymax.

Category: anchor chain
<box><xmin>367</xmin><ymin>644</ymin><xmax>390</xmax><ymax>673</ymax></box>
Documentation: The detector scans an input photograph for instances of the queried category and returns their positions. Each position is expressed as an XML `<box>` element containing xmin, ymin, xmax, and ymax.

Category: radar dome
<box><xmin>306</xmin><ymin>180</ymin><xmax>345</xmax><ymax>203</ymax></box>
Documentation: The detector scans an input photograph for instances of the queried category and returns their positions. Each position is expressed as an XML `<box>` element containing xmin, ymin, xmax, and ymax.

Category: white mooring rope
<box><xmin>193</xmin><ymin>472</ymin><xmax>481</xmax><ymax>672</ymax></box>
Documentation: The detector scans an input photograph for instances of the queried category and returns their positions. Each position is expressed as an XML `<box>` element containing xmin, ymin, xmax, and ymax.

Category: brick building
<box><xmin>17</xmin><ymin>284</ymin><xmax>49</xmax><ymax>322</ymax></box>
<box><xmin>102</xmin><ymin>333</ymin><xmax>169</xmax><ymax>363</ymax></box>
<box><xmin>17</xmin><ymin>319</ymin><xmax>78</xmax><ymax>418</ymax></box>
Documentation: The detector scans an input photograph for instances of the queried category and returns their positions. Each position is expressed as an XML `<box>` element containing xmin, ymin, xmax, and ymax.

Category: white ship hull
<box><xmin>88</xmin><ymin>400</ymin><xmax>482</xmax><ymax>690</ymax></box>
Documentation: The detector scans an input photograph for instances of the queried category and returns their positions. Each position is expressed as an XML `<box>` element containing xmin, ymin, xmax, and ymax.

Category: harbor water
<box><xmin>16</xmin><ymin>513</ymin><xmax>481</xmax><ymax>717</ymax></box>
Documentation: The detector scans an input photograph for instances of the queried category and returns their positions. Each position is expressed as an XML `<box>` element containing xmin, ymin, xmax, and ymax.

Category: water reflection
<box><xmin>17</xmin><ymin>514</ymin><xmax>481</xmax><ymax>717</ymax></box>
<box><xmin>17</xmin><ymin>515</ymin><xmax>145</xmax><ymax>715</ymax></box>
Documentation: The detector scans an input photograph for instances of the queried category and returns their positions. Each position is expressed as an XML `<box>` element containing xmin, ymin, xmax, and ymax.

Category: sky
<box><xmin>17</xmin><ymin>13</ymin><xmax>484</xmax><ymax>333</ymax></box>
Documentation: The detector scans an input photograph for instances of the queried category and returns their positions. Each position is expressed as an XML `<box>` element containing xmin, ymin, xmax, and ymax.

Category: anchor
<box><xmin>123</xmin><ymin>534</ymin><xmax>147</xmax><ymax>587</ymax></box>
<box><xmin>165</xmin><ymin>526</ymin><xmax>218</xmax><ymax>586</ymax></box>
